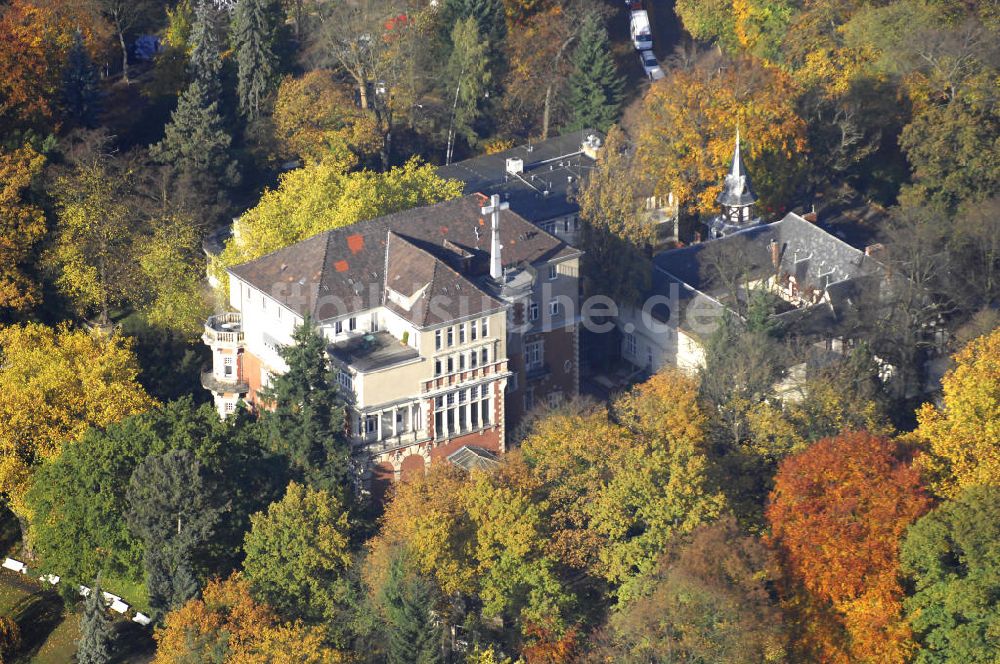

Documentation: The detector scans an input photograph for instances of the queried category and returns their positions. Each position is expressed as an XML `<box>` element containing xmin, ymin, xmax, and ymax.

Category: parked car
<box><xmin>638</xmin><ymin>50</ymin><xmax>665</xmax><ymax>81</ymax></box>
<box><xmin>630</xmin><ymin>10</ymin><xmax>653</xmax><ymax>51</ymax></box>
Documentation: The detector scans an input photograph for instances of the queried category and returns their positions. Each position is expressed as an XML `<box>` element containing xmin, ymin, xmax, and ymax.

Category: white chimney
<box><xmin>481</xmin><ymin>194</ymin><xmax>509</xmax><ymax>281</ymax></box>
<box><xmin>505</xmin><ymin>158</ymin><xmax>524</xmax><ymax>175</ymax></box>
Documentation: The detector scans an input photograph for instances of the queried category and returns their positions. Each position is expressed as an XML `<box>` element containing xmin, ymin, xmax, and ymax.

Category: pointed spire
<box><xmin>731</xmin><ymin>128</ymin><xmax>742</xmax><ymax>180</ymax></box>
<box><xmin>717</xmin><ymin>128</ymin><xmax>757</xmax><ymax>208</ymax></box>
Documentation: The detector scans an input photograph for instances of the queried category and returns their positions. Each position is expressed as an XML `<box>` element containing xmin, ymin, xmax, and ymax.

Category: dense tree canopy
<box><xmin>0</xmin><ymin>145</ymin><xmax>46</xmax><ymax>313</ymax></box>
<box><xmin>767</xmin><ymin>431</ymin><xmax>932</xmax><ymax>663</ymax></box>
<box><xmin>0</xmin><ymin>323</ymin><xmax>153</xmax><ymax>542</ymax></box>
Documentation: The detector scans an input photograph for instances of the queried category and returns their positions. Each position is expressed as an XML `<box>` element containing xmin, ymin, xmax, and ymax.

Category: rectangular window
<box><xmin>481</xmin><ymin>399</ymin><xmax>490</xmax><ymax>425</ymax></box>
<box><xmin>335</xmin><ymin>320</ymin><xmax>343</xmax><ymax>334</ymax></box>
<box><xmin>435</xmin><ymin>410</ymin><xmax>443</xmax><ymax>439</ymax></box>
<box><xmin>458</xmin><ymin>405</ymin><xmax>467</xmax><ymax>432</ymax></box>
<box><xmin>526</xmin><ymin>341</ymin><xmax>543</xmax><ymax>370</ymax></box>
<box><xmin>548</xmin><ymin>264</ymin><xmax>557</xmax><ymax>280</ymax></box>
<box><xmin>529</xmin><ymin>302</ymin><xmax>539</xmax><ymax>321</ymax></box>
<box><xmin>471</xmin><ymin>322</ymin><xmax>478</xmax><ymax>341</ymax></box>
<box><xmin>434</xmin><ymin>359</ymin><xmax>442</xmax><ymax>376</ymax></box>
<box><xmin>395</xmin><ymin>409</ymin><xmax>407</xmax><ymax>434</ymax></box>
<box><xmin>447</xmin><ymin>356</ymin><xmax>454</xmax><ymax>374</ymax></box>
<box><xmin>348</xmin><ymin>317</ymin><xmax>357</xmax><ymax>332</ymax></box>
<box><xmin>624</xmin><ymin>333</ymin><xmax>637</xmax><ymax>357</ymax></box>
<box><xmin>435</xmin><ymin>395</ymin><xmax>443</xmax><ymax>408</ymax></box>
<box><xmin>381</xmin><ymin>411</ymin><xmax>393</xmax><ymax>438</ymax></box>
<box><xmin>471</xmin><ymin>401</ymin><xmax>479</xmax><ymax>428</ymax></box>
<box><xmin>412</xmin><ymin>405</ymin><xmax>421</xmax><ymax>431</ymax></box>
<box><xmin>337</xmin><ymin>370</ymin><xmax>353</xmax><ymax>392</ymax></box>
<box><xmin>470</xmin><ymin>350</ymin><xmax>478</xmax><ymax>369</ymax></box>
<box><xmin>548</xmin><ymin>392</ymin><xmax>563</xmax><ymax>408</ymax></box>
<box><xmin>481</xmin><ymin>348</ymin><xmax>488</xmax><ymax>365</ymax></box>
<box><xmin>223</xmin><ymin>356</ymin><xmax>234</xmax><ymax>376</ymax></box>
<box><xmin>447</xmin><ymin>327</ymin><xmax>454</xmax><ymax>347</ymax></box>
<box><xmin>446</xmin><ymin>408</ymin><xmax>455</xmax><ymax>436</ymax></box>
<box><xmin>459</xmin><ymin>354</ymin><xmax>466</xmax><ymax>371</ymax></box>
<box><xmin>549</xmin><ymin>301</ymin><xmax>560</xmax><ymax>316</ymax></box>
<box><xmin>225</xmin><ymin>401</ymin><xmax>236</xmax><ymax>413</ymax></box>
<box><xmin>371</xmin><ymin>313</ymin><xmax>379</xmax><ymax>332</ymax></box>
<box><xmin>481</xmin><ymin>318</ymin><xmax>488</xmax><ymax>338</ymax></box>
<box><xmin>459</xmin><ymin>324</ymin><xmax>466</xmax><ymax>344</ymax></box>
<box><xmin>435</xmin><ymin>329</ymin><xmax>442</xmax><ymax>350</ymax></box>
<box><xmin>458</xmin><ymin>389</ymin><xmax>467</xmax><ymax>403</ymax></box>
<box><xmin>365</xmin><ymin>414</ymin><xmax>377</xmax><ymax>434</ymax></box>
<box><xmin>524</xmin><ymin>388</ymin><xmax>534</xmax><ymax>412</ymax></box>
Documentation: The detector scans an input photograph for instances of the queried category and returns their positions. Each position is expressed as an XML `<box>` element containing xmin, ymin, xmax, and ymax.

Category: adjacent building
<box><xmin>201</xmin><ymin>194</ymin><xmax>582</xmax><ymax>491</ymax></box>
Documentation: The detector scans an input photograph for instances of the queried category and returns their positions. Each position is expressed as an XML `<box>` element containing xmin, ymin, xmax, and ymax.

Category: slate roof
<box><xmin>654</xmin><ymin>212</ymin><xmax>877</xmax><ymax>298</ymax></box>
<box><xmin>228</xmin><ymin>194</ymin><xmax>580</xmax><ymax>326</ymax></box>
<box><xmin>436</xmin><ymin>130</ymin><xmax>600</xmax><ymax>224</ymax></box>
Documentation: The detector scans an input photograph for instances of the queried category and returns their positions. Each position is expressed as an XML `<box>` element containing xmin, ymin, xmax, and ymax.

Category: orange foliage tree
<box><xmin>154</xmin><ymin>575</ymin><xmax>343</xmax><ymax>663</ymax></box>
<box><xmin>0</xmin><ymin>0</ymin><xmax>111</xmax><ymax>131</ymax></box>
<box><xmin>637</xmin><ymin>56</ymin><xmax>807</xmax><ymax>218</ymax></box>
<box><xmin>766</xmin><ymin>431</ymin><xmax>931</xmax><ymax>663</ymax></box>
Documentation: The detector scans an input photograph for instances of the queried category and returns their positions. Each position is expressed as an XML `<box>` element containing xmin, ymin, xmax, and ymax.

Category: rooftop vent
<box><xmin>581</xmin><ymin>133</ymin><xmax>603</xmax><ymax>160</ymax></box>
<box><xmin>506</xmin><ymin>158</ymin><xmax>524</xmax><ymax>175</ymax></box>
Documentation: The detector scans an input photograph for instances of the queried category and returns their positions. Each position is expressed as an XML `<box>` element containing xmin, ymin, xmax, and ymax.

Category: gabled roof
<box><xmin>383</xmin><ymin>232</ymin><xmax>505</xmax><ymax>327</ymax></box>
<box><xmin>228</xmin><ymin>194</ymin><xmax>579</xmax><ymax>325</ymax></box>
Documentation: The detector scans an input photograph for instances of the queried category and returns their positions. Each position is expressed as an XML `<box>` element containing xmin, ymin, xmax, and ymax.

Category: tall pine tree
<box><xmin>61</xmin><ymin>30</ymin><xmax>102</xmax><ymax>128</ymax></box>
<box><xmin>126</xmin><ymin>449</ymin><xmax>222</xmax><ymax>617</ymax></box>
<box><xmin>77</xmin><ymin>576</ymin><xmax>114</xmax><ymax>664</ymax></box>
<box><xmin>150</xmin><ymin>78</ymin><xmax>238</xmax><ymax>216</ymax></box>
<box><xmin>565</xmin><ymin>13</ymin><xmax>623</xmax><ymax>132</ymax></box>
<box><xmin>189</xmin><ymin>0</ymin><xmax>223</xmax><ymax>94</ymax></box>
<box><xmin>231</xmin><ymin>0</ymin><xmax>282</xmax><ymax>119</ymax></box>
<box><xmin>258</xmin><ymin>316</ymin><xmax>350</xmax><ymax>498</ymax></box>
<box><xmin>379</xmin><ymin>549</ymin><xmax>443</xmax><ymax>664</ymax></box>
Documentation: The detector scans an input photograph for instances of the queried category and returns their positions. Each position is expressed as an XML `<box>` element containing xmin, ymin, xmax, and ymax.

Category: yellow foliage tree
<box><xmin>0</xmin><ymin>145</ymin><xmax>46</xmax><ymax>313</ymax></box>
<box><xmin>154</xmin><ymin>575</ymin><xmax>344</xmax><ymax>664</ymax></box>
<box><xmin>0</xmin><ymin>323</ymin><xmax>154</xmax><ymax>544</ymax></box>
<box><xmin>914</xmin><ymin>327</ymin><xmax>1000</xmax><ymax>497</ymax></box>
<box><xmin>211</xmin><ymin>159</ymin><xmax>463</xmax><ymax>292</ymax></box>
<box><xmin>637</xmin><ymin>57</ymin><xmax>807</xmax><ymax>218</ymax></box>
<box><xmin>273</xmin><ymin>70</ymin><xmax>382</xmax><ymax>168</ymax></box>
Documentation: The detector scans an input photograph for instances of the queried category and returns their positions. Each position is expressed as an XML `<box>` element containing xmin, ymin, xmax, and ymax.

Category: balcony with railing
<box><xmin>202</xmin><ymin>312</ymin><xmax>244</xmax><ymax>347</ymax></box>
<box><xmin>200</xmin><ymin>371</ymin><xmax>249</xmax><ymax>395</ymax></box>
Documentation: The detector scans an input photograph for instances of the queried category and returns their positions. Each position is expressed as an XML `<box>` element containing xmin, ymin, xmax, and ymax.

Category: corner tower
<box><xmin>710</xmin><ymin>130</ymin><xmax>759</xmax><ymax>238</ymax></box>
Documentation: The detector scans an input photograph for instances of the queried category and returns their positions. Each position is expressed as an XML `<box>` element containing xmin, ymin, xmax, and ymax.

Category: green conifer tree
<box><xmin>380</xmin><ymin>550</ymin><xmax>443</xmax><ymax>664</ymax></box>
<box><xmin>565</xmin><ymin>13</ymin><xmax>624</xmax><ymax>132</ymax></box>
<box><xmin>61</xmin><ymin>30</ymin><xmax>102</xmax><ymax>128</ymax></box>
<box><xmin>150</xmin><ymin>78</ymin><xmax>238</xmax><ymax>215</ymax></box>
<box><xmin>231</xmin><ymin>0</ymin><xmax>282</xmax><ymax>119</ymax></box>
<box><xmin>258</xmin><ymin>316</ymin><xmax>350</xmax><ymax>497</ymax></box>
<box><xmin>77</xmin><ymin>576</ymin><xmax>114</xmax><ymax>664</ymax></box>
<box><xmin>189</xmin><ymin>0</ymin><xmax>223</xmax><ymax>94</ymax></box>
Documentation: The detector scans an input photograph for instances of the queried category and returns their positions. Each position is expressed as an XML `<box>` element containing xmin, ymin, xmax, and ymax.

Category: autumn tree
<box><xmin>0</xmin><ymin>323</ymin><xmax>154</xmax><ymax>547</ymax></box>
<box><xmin>153</xmin><ymin>575</ymin><xmax>342</xmax><ymax>663</ymax></box>
<box><xmin>900</xmin><ymin>485</ymin><xmax>1000</xmax><ymax>663</ymax></box>
<box><xmin>595</xmin><ymin>517</ymin><xmax>787</xmax><ymax>663</ymax></box>
<box><xmin>243</xmin><ymin>482</ymin><xmax>354</xmax><ymax>637</ymax></box>
<box><xmin>273</xmin><ymin>70</ymin><xmax>381</xmax><ymax>167</ymax></box>
<box><xmin>502</xmin><ymin>5</ymin><xmax>580</xmax><ymax>139</ymax></box>
<box><xmin>577</xmin><ymin>126</ymin><xmax>651</xmax><ymax>304</ymax></box>
<box><xmin>913</xmin><ymin>326</ymin><xmax>1000</xmax><ymax>497</ymax></box>
<box><xmin>211</xmin><ymin>158</ymin><xmax>463</xmax><ymax>291</ymax></box>
<box><xmin>0</xmin><ymin>0</ymin><xmax>112</xmax><ymax>134</ymax></box>
<box><xmin>231</xmin><ymin>0</ymin><xmax>284</xmax><ymax>119</ymax></box>
<box><xmin>637</xmin><ymin>56</ymin><xmax>807</xmax><ymax>218</ymax></box>
<box><xmin>0</xmin><ymin>144</ymin><xmax>46</xmax><ymax>314</ymax></box>
<box><xmin>564</xmin><ymin>12</ymin><xmax>623</xmax><ymax>133</ymax></box>
<box><xmin>138</xmin><ymin>211</ymin><xmax>212</xmax><ymax>339</ymax></box>
<box><xmin>766</xmin><ymin>431</ymin><xmax>931</xmax><ymax>663</ymax></box>
<box><xmin>48</xmin><ymin>143</ymin><xmax>139</xmax><ymax>325</ymax></box>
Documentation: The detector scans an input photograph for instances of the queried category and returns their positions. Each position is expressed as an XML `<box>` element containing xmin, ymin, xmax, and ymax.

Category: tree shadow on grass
<box><xmin>110</xmin><ymin>620</ymin><xmax>156</xmax><ymax>664</ymax></box>
<box><xmin>10</xmin><ymin>589</ymin><xmax>64</xmax><ymax>659</ymax></box>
